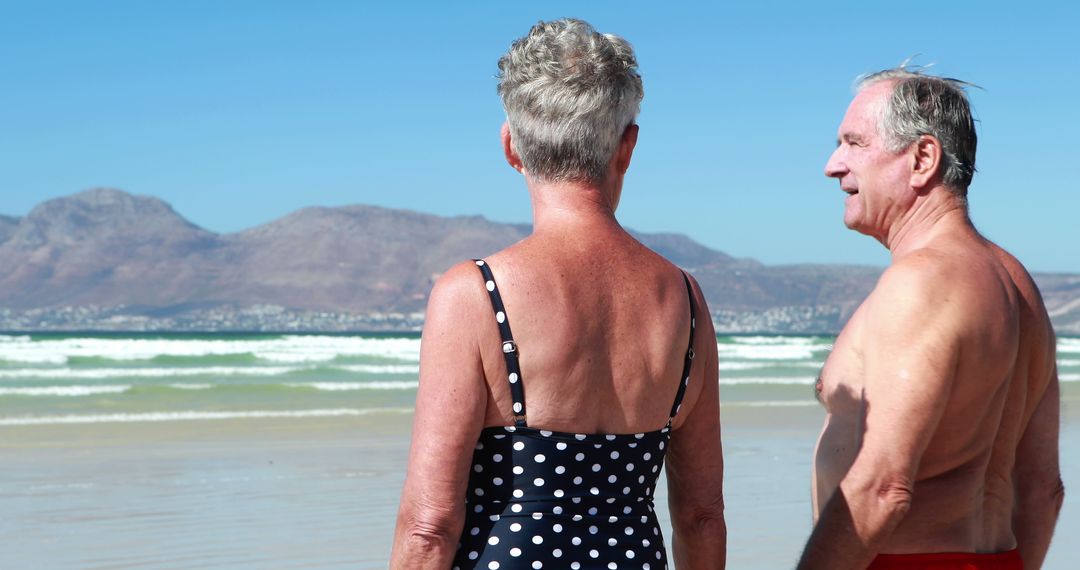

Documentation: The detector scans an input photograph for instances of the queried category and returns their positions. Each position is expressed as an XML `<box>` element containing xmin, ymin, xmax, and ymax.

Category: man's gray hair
<box><xmin>497</xmin><ymin>19</ymin><xmax>643</xmax><ymax>184</ymax></box>
<box><xmin>859</xmin><ymin>66</ymin><xmax>978</xmax><ymax>195</ymax></box>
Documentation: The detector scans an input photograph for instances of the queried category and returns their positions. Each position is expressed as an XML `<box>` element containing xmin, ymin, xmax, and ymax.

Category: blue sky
<box><xmin>2</xmin><ymin>1</ymin><xmax>1077</xmax><ymax>272</ymax></box>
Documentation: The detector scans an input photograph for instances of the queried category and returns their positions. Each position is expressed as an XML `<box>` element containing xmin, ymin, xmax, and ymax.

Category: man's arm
<box><xmin>1012</xmin><ymin>363</ymin><xmax>1064</xmax><ymax>569</ymax></box>
<box><xmin>666</xmin><ymin>276</ymin><xmax>726</xmax><ymax>569</ymax></box>
<box><xmin>389</xmin><ymin>262</ymin><xmax>488</xmax><ymax>569</ymax></box>
<box><xmin>798</xmin><ymin>258</ymin><xmax>962</xmax><ymax>569</ymax></box>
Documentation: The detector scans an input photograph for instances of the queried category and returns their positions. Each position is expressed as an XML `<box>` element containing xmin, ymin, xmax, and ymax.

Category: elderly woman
<box><xmin>390</xmin><ymin>19</ymin><xmax>726</xmax><ymax>570</ymax></box>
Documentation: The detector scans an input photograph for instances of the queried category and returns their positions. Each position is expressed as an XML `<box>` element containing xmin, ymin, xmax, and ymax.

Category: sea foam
<box><xmin>719</xmin><ymin>376</ymin><xmax>816</xmax><ymax>385</ymax></box>
<box><xmin>0</xmin><ymin>363</ymin><xmax>417</xmax><ymax>380</ymax></box>
<box><xmin>0</xmin><ymin>366</ymin><xmax>300</xmax><ymax>379</ymax></box>
<box><xmin>717</xmin><ymin>343</ymin><xmax>830</xmax><ymax>361</ymax></box>
<box><xmin>725</xmin><ymin>336</ymin><xmax>828</xmax><ymax>345</ymax></box>
<box><xmin>721</xmin><ymin>400</ymin><xmax>819</xmax><ymax>407</ymax></box>
<box><xmin>1056</xmin><ymin>337</ymin><xmax>1080</xmax><ymax>354</ymax></box>
<box><xmin>288</xmin><ymin>381</ymin><xmax>419</xmax><ymax>391</ymax></box>
<box><xmin>0</xmin><ymin>385</ymin><xmax>131</xmax><ymax>397</ymax></box>
<box><xmin>0</xmin><ymin>407</ymin><xmax>415</xmax><ymax>426</ymax></box>
<box><xmin>0</xmin><ymin>335</ymin><xmax>421</xmax><ymax>365</ymax></box>
<box><xmin>719</xmin><ymin>361</ymin><xmax>821</xmax><ymax>371</ymax></box>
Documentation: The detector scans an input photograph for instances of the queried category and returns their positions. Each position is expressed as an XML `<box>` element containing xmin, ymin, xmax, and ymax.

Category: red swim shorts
<box><xmin>868</xmin><ymin>549</ymin><xmax>1023</xmax><ymax>570</ymax></box>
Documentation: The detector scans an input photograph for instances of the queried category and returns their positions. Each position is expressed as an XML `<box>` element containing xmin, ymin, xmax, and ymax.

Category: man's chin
<box><xmin>843</xmin><ymin>218</ymin><xmax>874</xmax><ymax>237</ymax></box>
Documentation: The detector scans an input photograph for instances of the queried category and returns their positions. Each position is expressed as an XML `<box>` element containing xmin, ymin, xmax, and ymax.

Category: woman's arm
<box><xmin>389</xmin><ymin>262</ymin><xmax>489</xmax><ymax>569</ymax></box>
<box><xmin>666</xmin><ymin>275</ymin><xmax>726</xmax><ymax>569</ymax></box>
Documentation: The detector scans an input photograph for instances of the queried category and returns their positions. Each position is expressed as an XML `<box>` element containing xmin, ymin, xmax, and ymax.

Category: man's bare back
<box><xmin>814</xmin><ymin>227</ymin><xmax>1058</xmax><ymax>554</ymax></box>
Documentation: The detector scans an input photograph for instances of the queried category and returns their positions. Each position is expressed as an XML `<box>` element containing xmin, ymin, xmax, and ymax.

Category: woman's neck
<box><xmin>527</xmin><ymin>178</ymin><xmax>622</xmax><ymax>235</ymax></box>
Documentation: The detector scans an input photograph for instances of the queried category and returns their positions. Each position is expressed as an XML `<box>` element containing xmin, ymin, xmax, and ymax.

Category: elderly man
<box><xmin>799</xmin><ymin>68</ymin><xmax>1064</xmax><ymax>569</ymax></box>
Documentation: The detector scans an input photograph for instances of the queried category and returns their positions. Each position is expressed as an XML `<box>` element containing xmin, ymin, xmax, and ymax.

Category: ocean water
<box><xmin>1</xmin><ymin>333</ymin><xmax>1077</xmax><ymax>569</ymax></box>
<box><xmin>0</xmin><ymin>333</ymin><xmax>420</xmax><ymax>426</ymax></box>
<box><xmin>0</xmin><ymin>333</ymin><xmax>830</xmax><ymax>428</ymax></box>
<box><xmin>2</xmin><ymin>333</ymin><xmax>1077</xmax><ymax>426</ymax></box>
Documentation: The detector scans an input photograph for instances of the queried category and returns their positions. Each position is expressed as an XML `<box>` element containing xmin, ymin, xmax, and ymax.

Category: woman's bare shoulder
<box><xmin>426</xmin><ymin>259</ymin><xmax>490</xmax><ymax>322</ymax></box>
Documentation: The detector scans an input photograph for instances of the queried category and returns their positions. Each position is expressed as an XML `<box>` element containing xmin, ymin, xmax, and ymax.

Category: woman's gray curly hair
<box><xmin>497</xmin><ymin>19</ymin><xmax>643</xmax><ymax>184</ymax></box>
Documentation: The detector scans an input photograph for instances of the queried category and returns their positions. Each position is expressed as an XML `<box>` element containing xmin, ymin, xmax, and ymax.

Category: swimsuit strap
<box><xmin>474</xmin><ymin>259</ymin><xmax>528</xmax><ymax>427</ymax></box>
<box><xmin>667</xmin><ymin>272</ymin><xmax>697</xmax><ymax>426</ymax></box>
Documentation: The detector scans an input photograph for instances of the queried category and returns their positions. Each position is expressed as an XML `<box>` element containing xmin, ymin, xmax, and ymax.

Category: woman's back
<box><xmin>477</xmin><ymin>229</ymin><xmax>703</xmax><ymax>435</ymax></box>
<box><xmin>451</xmin><ymin>229</ymin><xmax>702</xmax><ymax>568</ymax></box>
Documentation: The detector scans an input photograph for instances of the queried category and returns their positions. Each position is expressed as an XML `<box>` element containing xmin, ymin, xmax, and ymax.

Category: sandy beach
<box><xmin>2</xmin><ymin>392</ymin><xmax>1077</xmax><ymax>569</ymax></box>
<box><xmin>1</xmin><ymin>333</ymin><xmax>1077</xmax><ymax>569</ymax></box>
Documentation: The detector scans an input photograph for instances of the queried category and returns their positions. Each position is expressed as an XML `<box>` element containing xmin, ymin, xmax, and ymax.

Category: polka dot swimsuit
<box><xmin>453</xmin><ymin>259</ymin><xmax>697</xmax><ymax>570</ymax></box>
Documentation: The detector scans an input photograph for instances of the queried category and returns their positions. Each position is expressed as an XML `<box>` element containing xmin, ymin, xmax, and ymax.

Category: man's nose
<box><xmin>824</xmin><ymin>147</ymin><xmax>846</xmax><ymax>179</ymax></box>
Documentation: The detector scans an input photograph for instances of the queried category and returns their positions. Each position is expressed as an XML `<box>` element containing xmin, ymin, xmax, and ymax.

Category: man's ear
<box><xmin>910</xmin><ymin>134</ymin><xmax>942</xmax><ymax>190</ymax></box>
<box><xmin>501</xmin><ymin>122</ymin><xmax>523</xmax><ymax>173</ymax></box>
<box><xmin>615</xmin><ymin>123</ymin><xmax>639</xmax><ymax>174</ymax></box>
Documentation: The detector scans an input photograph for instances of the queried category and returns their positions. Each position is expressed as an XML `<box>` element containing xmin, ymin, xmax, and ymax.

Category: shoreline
<box><xmin>1</xmin><ymin>329</ymin><xmax>1076</xmax><ymax>569</ymax></box>
<box><xmin>4</xmin><ymin>398</ymin><xmax>1076</xmax><ymax>569</ymax></box>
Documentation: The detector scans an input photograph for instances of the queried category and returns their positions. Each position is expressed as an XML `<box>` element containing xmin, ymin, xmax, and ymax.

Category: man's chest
<box><xmin>819</xmin><ymin>308</ymin><xmax>867</xmax><ymax>414</ymax></box>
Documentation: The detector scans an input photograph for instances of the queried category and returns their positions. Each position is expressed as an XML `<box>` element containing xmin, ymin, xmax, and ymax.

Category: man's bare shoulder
<box><xmin>868</xmin><ymin>249</ymin><xmax>969</xmax><ymax>311</ymax></box>
<box><xmin>985</xmin><ymin>242</ymin><xmax>1057</xmax><ymax>379</ymax></box>
<box><xmin>855</xmin><ymin>247</ymin><xmax>1015</xmax><ymax>358</ymax></box>
<box><xmin>879</xmin><ymin>244</ymin><xmax>1008</xmax><ymax>300</ymax></box>
<box><xmin>988</xmin><ymin>242</ymin><xmax>1051</xmax><ymax>312</ymax></box>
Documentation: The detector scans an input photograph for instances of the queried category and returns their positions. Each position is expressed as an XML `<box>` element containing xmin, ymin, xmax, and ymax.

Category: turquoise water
<box><xmin>1</xmin><ymin>333</ymin><xmax>1077</xmax><ymax>569</ymax></box>
<box><xmin>0</xmin><ymin>333</ymin><xmax>421</xmax><ymax>424</ymax></box>
<box><xmin>2</xmin><ymin>333</ymin><xmax>1078</xmax><ymax>425</ymax></box>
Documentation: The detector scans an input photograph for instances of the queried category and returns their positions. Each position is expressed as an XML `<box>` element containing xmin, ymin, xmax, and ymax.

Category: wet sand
<box><xmin>1</xmin><ymin>398</ymin><xmax>1076</xmax><ymax>569</ymax></box>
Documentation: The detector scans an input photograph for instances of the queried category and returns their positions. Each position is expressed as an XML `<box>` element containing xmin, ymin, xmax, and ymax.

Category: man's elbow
<box><xmin>1018</xmin><ymin>475</ymin><xmax>1065</xmax><ymax>514</ymax></box>
<box><xmin>843</xmin><ymin>474</ymin><xmax>914</xmax><ymax>537</ymax></box>
<box><xmin>877</xmin><ymin>478</ymin><xmax>915</xmax><ymax>519</ymax></box>
<box><xmin>1047</xmin><ymin>476</ymin><xmax>1065</xmax><ymax>514</ymax></box>
<box><xmin>1049</xmin><ymin>477</ymin><xmax>1067</xmax><ymax>511</ymax></box>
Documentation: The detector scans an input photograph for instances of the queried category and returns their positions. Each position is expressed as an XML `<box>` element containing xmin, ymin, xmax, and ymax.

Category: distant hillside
<box><xmin>0</xmin><ymin>214</ymin><xmax>18</xmax><ymax>243</ymax></box>
<box><xmin>1</xmin><ymin>188</ymin><xmax>1077</xmax><ymax>333</ymax></box>
<box><xmin>1035</xmin><ymin>274</ymin><xmax>1080</xmax><ymax>332</ymax></box>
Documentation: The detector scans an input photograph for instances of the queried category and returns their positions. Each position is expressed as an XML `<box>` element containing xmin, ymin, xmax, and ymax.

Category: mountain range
<box><xmin>2</xmin><ymin>188</ymin><xmax>1078</xmax><ymax>333</ymax></box>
